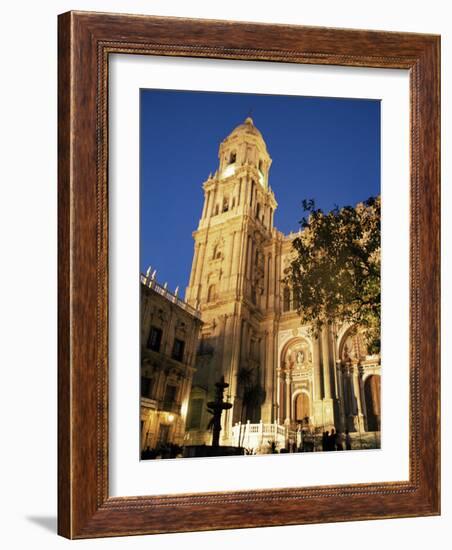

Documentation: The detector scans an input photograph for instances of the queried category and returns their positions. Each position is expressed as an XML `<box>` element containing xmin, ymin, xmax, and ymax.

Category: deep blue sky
<box><xmin>140</xmin><ymin>89</ymin><xmax>380</xmax><ymax>293</ymax></box>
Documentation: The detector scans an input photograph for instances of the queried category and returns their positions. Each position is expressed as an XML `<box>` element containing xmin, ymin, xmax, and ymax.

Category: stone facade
<box><xmin>140</xmin><ymin>275</ymin><xmax>203</xmax><ymax>451</ymax></box>
<box><xmin>184</xmin><ymin>117</ymin><xmax>381</xmax><ymax>449</ymax></box>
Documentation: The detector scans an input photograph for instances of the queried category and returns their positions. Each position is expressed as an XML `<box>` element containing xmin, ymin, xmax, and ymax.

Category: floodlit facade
<box><xmin>183</xmin><ymin>117</ymin><xmax>381</xmax><ymax>452</ymax></box>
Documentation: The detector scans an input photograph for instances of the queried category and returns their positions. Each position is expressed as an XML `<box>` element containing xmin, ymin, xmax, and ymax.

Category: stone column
<box><xmin>335</xmin><ymin>360</ymin><xmax>346</xmax><ymax>431</ymax></box>
<box><xmin>247</xmin><ymin>237</ymin><xmax>254</xmax><ymax>282</ymax></box>
<box><xmin>328</xmin><ymin>327</ymin><xmax>338</xmax><ymax>398</ymax></box>
<box><xmin>313</xmin><ymin>337</ymin><xmax>322</xmax><ymax>400</ymax></box>
<box><xmin>225</xmin><ymin>231</ymin><xmax>236</xmax><ymax>281</ymax></box>
<box><xmin>276</xmin><ymin>367</ymin><xmax>282</xmax><ymax>424</ymax></box>
<box><xmin>274</xmin><ymin>242</ymin><xmax>281</xmax><ymax>311</ymax></box>
<box><xmin>285</xmin><ymin>372</ymin><xmax>291</xmax><ymax>421</ymax></box>
<box><xmin>360</xmin><ymin>375</ymin><xmax>370</xmax><ymax>431</ymax></box>
<box><xmin>350</xmin><ymin>365</ymin><xmax>364</xmax><ymax>432</ymax></box>
<box><xmin>211</xmin><ymin>185</ymin><xmax>218</xmax><ymax>216</ymax></box>
<box><xmin>163</xmin><ymin>312</ymin><xmax>177</xmax><ymax>357</ymax></box>
<box><xmin>221</xmin><ymin>315</ymin><xmax>235</xmax><ymax>442</ymax></box>
<box><xmin>261</xmin><ymin>328</ymin><xmax>274</xmax><ymax>423</ymax></box>
<box><xmin>201</xmin><ymin>191</ymin><xmax>209</xmax><ymax>219</ymax></box>
<box><xmin>357</xmin><ymin>366</ymin><xmax>368</xmax><ymax>430</ymax></box>
<box><xmin>192</xmin><ymin>242</ymin><xmax>202</xmax><ymax>288</ymax></box>
<box><xmin>155</xmin><ymin>369</ymin><xmax>166</xmax><ymax>404</ymax></box>
<box><xmin>205</xmin><ymin>189</ymin><xmax>212</xmax><ymax>219</ymax></box>
<box><xmin>188</xmin><ymin>244</ymin><xmax>199</xmax><ymax>288</ymax></box>
<box><xmin>193</xmin><ymin>241</ymin><xmax>206</xmax><ymax>299</ymax></box>
<box><xmin>321</xmin><ymin>325</ymin><xmax>337</xmax><ymax>428</ymax></box>
<box><xmin>352</xmin><ymin>366</ymin><xmax>362</xmax><ymax>415</ymax></box>
<box><xmin>343</xmin><ymin>365</ymin><xmax>352</xmax><ymax>425</ymax></box>
<box><xmin>228</xmin><ymin>316</ymin><xmax>240</xmax><ymax>407</ymax></box>
<box><xmin>267</xmin><ymin>248</ymin><xmax>275</xmax><ymax>310</ymax></box>
<box><xmin>248</xmin><ymin>179</ymin><xmax>254</xmax><ymax>208</ymax></box>
<box><xmin>321</xmin><ymin>326</ymin><xmax>332</xmax><ymax>399</ymax></box>
<box><xmin>240</xmin><ymin>178</ymin><xmax>246</xmax><ymax>209</ymax></box>
<box><xmin>244</xmin><ymin>236</ymin><xmax>250</xmax><ymax>281</ymax></box>
<box><xmin>312</xmin><ymin>336</ymin><xmax>324</xmax><ymax>429</ymax></box>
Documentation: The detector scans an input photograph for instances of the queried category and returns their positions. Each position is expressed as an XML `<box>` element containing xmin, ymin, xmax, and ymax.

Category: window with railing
<box><xmin>172</xmin><ymin>338</ymin><xmax>185</xmax><ymax>362</ymax></box>
<box><xmin>141</xmin><ymin>376</ymin><xmax>154</xmax><ymax>399</ymax></box>
<box><xmin>163</xmin><ymin>384</ymin><xmax>177</xmax><ymax>411</ymax></box>
<box><xmin>147</xmin><ymin>326</ymin><xmax>162</xmax><ymax>351</ymax></box>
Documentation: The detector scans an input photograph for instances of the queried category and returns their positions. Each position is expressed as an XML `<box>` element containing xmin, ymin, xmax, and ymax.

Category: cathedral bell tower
<box><xmin>185</xmin><ymin>117</ymin><xmax>277</xmax><ymax>445</ymax></box>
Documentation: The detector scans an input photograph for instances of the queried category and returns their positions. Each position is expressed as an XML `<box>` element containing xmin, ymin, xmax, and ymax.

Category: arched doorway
<box><xmin>294</xmin><ymin>392</ymin><xmax>310</xmax><ymax>423</ymax></box>
<box><xmin>364</xmin><ymin>375</ymin><xmax>381</xmax><ymax>431</ymax></box>
<box><xmin>278</xmin><ymin>337</ymin><xmax>312</xmax><ymax>423</ymax></box>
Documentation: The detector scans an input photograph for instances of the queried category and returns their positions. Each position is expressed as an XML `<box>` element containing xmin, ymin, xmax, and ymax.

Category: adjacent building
<box><xmin>140</xmin><ymin>274</ymin><xmax>203</xmax><ymax>452</ymax></box>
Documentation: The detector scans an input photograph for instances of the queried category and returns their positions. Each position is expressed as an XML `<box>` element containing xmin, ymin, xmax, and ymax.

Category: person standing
<box><xmin>327</xmin><ymin>428</ymin><xmax>336</xmax><ymax>451</ymax></box>
<box><xmin>336</xmin><ymin>430</ymin><xmax>344</xmax><ymax>451</ymax></box>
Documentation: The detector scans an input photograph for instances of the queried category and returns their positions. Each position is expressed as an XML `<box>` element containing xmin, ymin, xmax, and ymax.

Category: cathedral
<box><xmin>182</xmin><ymin>117</ymin><xmax>381</xmax><ymax>452</ymax></box>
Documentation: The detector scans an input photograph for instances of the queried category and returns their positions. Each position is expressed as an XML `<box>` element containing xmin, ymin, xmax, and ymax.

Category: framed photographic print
<box><xmin>58</xmin><ymin>11</ymin><xmax>440</xmax><ymax>538</ymax></box>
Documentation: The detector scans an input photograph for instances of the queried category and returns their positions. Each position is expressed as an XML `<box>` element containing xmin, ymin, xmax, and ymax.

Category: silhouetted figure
<box><xmin>327</xmin><ymin>428</ymin><xmax>336</xmax><ymax>451</ymax></box>
<box><xmin>336</xmin><ymin>431</ymin><xmax>344</xmax><ymax>450</ymax></box>
<box><xmin>322</xmin><ymin>431</ymin><xmax>329</xmax><ymax>452</ymax></box>
<box><xmin>345</xmin><ymin>430</ymin><xmax>352</xmax><ymax>450</ymax></box>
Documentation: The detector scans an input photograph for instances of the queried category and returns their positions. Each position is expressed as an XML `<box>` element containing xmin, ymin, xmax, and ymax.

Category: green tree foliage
<box><xmin>286</xmin><ymin>196</ymin><xmax>381</xmax><ymax>353</ymax></box>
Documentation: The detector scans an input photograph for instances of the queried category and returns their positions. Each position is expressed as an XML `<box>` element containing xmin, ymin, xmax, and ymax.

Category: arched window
<box><xmin>258</xmin><ymin>159</ymin><xmax>263</xmax><ymax>173</ymax></box>
<box><xmin>256</xmin><ymin>203</ymin><xmax>260</xmax><ymax>220</ymax></box>
<box><xmin>283</xmin><ymin>287</ymin><xmax>291</xmax><ymax>312</ymax></box>
<box><xmin>222</xmin><ymin>196</ymin><xmax>229</xmax><ymax>212</ymax></box>
<box><xmin>207</xmin><ymin>284</ymin><xmax>217</xmax><ymax>303</ymax></box>
<box><xmin>229</xmin><ymin>151</ymin><xmax>236</xmax><ymax>164</ymax></box>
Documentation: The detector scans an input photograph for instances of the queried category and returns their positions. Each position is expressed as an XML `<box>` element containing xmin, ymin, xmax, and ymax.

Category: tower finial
<box><xmin>245</xmin><ymin>108</ymin><xmax>254</xmax><ymax>125</ymax></box>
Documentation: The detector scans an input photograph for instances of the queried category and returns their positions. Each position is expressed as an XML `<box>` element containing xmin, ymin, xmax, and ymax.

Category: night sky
<box><xmin>140</xmin><ymin>89</ymin><xmax>380</xmax><ymax>294</ymax></box>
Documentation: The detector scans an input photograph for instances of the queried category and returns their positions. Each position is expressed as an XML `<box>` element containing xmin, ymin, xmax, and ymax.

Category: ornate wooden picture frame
<box><xmin>58</xmin><ymin>11</ymin><xmax>440</xmax><ymax>538</ymax></box>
